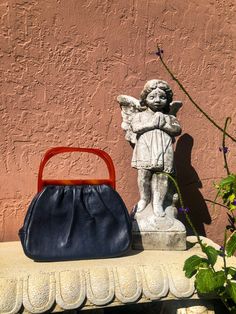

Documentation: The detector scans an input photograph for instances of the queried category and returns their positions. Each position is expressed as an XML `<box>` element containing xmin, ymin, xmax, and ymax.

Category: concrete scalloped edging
<box><xmin>0</xmin><ymin>237</ymin><xmax>234</xmax><ymax>313</ymax></box>
<box><xmin>0</xmin><ymin>263</ymin><xmax>195</xmax><ymax>313</ymax></box>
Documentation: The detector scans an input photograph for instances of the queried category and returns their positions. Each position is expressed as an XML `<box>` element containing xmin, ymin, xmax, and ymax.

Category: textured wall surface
<box><xmin>0</xmin><ymin>0</ymin><xmax>235</xmax><ymax>243</ymax></box>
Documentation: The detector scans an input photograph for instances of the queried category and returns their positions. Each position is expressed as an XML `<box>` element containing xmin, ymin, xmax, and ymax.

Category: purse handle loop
<box><xmin>38</xmin><ymin>147</ymin><xmax>116</xmax><ymax>192</ymax></box>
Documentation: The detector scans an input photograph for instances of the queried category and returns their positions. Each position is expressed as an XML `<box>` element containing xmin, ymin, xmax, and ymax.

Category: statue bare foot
<box><xmin>136</xmin><ymin>199</ymin><xmax>148</xmax><ymax>212</ymax></box>
<box><xmin>153</xmin><ymin>205</ymin><xmax>166</xmax><ymax>217</ymax></box>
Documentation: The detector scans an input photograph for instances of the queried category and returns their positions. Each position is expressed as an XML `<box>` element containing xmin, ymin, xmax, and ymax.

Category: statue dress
<box><xmin>131</xmin><ymin>110</ymin><xmax>181</xmax><ymax>173</ymax></box>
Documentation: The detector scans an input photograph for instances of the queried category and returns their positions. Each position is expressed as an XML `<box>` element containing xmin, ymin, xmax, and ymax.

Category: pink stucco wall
<box><xmin>0</xmin><ymin>0</ymin><xmax>235</xmax><ymax>244</ymax></box>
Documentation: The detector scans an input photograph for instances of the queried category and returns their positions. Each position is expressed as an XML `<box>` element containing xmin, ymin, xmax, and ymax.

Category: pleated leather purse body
<box><xmin>19</xmin><ymin>147</ymin><xmax>132</xmax><ymax>262</ymax></box>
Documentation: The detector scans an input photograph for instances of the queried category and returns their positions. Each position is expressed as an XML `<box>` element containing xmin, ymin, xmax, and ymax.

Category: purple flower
<box><xmin>155</xmin><ymin>47</ymin><xmax>164</xmax><ymax>57</ymax></box>
<box><xmin>232</xmin><ymin>199</ymin><xmax>236</xmax><ymax>206</ymax></box>
<box><xmin>219</xmin><ymin>147</ymin><xmax>229</xmax><ymax>153</ymax></box>
<box><xmin>178</xmin><ymin>207</ymin><xmax>190</xmax><ymax>213</ymax></box>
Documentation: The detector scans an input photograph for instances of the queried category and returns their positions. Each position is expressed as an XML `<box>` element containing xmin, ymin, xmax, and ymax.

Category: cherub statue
<box><xmin>117</xmin><ymin>79</ymin><xmax>182</xmax><ymax>218</ymax></box>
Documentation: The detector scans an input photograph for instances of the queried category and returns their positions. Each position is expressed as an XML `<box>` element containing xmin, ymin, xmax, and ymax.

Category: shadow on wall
<box><xmin>174</xmin><ymin>133</ymin><xmax>211</xmax><ymax>236</ymax></box>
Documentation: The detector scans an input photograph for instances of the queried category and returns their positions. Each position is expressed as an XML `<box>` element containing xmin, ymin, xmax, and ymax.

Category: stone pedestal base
<box><xmin>132</xmin><ymin>203</ymin><xmax>187</xmax><ymax>250</ymax></box>
<box><xmin>132</xmin><ymin>230</ymin><xmax>186</xmax><ymax>250</ymax></box>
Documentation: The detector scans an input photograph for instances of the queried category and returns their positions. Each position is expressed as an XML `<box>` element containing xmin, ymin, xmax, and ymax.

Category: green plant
<box><xmin>156</xmin><ymin>46</ymin><xmax>236</xmax><ymax>313</ymax></box>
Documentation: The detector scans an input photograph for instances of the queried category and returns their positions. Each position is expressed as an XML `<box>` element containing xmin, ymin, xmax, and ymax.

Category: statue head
<box><xmin>140</xmin><ymin>79</ymin><xmax>173</xmax><ymax>113</ymax></box>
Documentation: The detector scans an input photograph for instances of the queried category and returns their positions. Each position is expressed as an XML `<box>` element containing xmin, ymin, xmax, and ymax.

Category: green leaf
<box><xmin>229</xmin><ymin>204</ymin><xmax>236</xmax><ymax>211</ymax></box>
<box><xmin>195</xmin><ymin>268</ymin><xmax>216</xmax><ymax>294</ymax></box>
<box><xmin>229</xmin><ymin>194</ymin><xmax>236</xmax><ymax>202</ymax></box>
<box><xmin>214</xmin><ymin>271</ymin><xmax>226</xmax><ymax>290</ymax></box>
<box><xmin>183</xmin><ymin>255</ymin><xmax>207</xmax><ymax>278</ymax></box>
<box><xmin>226</xmin><ymin>267</ymin><xmax>236</xmax><ymax>278</ymax></box>
<box><xmin>195</xmin><ymin>269</ymin><xmax>226</xmax><ymax>294</ymax></box>
<box><xmin>226</xmin><ymin>231</ymin><xmax>236</xmax><ymax>257</ymax></box>
<box><xmin>219</xmin><ymin>175</ymin><xmax>236</xmax><ymax>187</ymax></box>
<box><xmin>202</xmin><ymin>245</ymin><xmax>218</xmax><ymax>266</ymax></box>
<box><xmin>229</xmin><ymin>267</ymin><xmax>236</xmax><ymax>272</ymax></box>
<box><xmin>226</xmin><ymin>282</ymin><xmax>236</xmax><ymax>303</ymax></box>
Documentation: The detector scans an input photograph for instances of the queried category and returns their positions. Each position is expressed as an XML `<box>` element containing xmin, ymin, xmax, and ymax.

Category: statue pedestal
<box><xmin>132</xmin><ymin>230</ymin><xmax>186</xmax><ymax>250</ymax></box>
<box><xmin>132</xmin><ymin>203</ymin><xmax>186</xmax><ymax>250</ymax></box>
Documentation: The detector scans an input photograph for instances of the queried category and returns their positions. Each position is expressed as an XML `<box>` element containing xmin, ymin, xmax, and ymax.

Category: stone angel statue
<box><xmin>117</xmin><ymin>79</ymin><xmax>183</xmax><ymax>218</ymax></box>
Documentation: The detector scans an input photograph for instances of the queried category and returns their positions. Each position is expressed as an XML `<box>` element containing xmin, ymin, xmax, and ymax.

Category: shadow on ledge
<box><xmin>63</xmin><ymin>299</ymin><xmax>229</xmax><ymax>313</ymax></box>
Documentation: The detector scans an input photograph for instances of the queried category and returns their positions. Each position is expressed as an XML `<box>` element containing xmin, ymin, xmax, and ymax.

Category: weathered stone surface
<box><xmin>0</xmin><ymin>237</ymin><xmax>234</xmax><ymax>313</ymax></box>
<box><xmin>162</xmin><ymin>300</ymin><xmax>216</xmax><ymax>313</ymax></box>
<box><xmin>117</xmin><ymin>80</ymin><xmax>182</xmax><ymax>217</ymax></box>
<box><xmin>118</xmin><ymin>80</ymin><xmax>186</xmax><ymax>250</ymax></box>
<box><xmin>132</xmin><ymin>203</ymin><xmax>186</xmax><ymax>250</ymax></box>
<box><xmin>132</xmin><ymin>231</ymin><xmax>186</xmax><ymax>251</ymax></box>
<box><xmin>132</xmin><ymin>202</ymin><xmax>186</xmax><ymax>250</ymax></box>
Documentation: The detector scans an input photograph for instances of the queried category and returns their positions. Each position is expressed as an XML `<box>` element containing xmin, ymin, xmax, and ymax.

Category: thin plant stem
<box><xmin>221</xmin><ymin>229</ymin><xmax>234</xmax><ymax>313</ymax></box>
<box><xmin>163</xmin><ymin>174</ymin><xmax>232</xmax><ymax>312</ymax></box>
<box><xmin>222</xmin><ymin>117</ymin><xmax>231</xmax><ymax>175</ymax></box>
<box><xmin>162</xmin><ymin>173</ymin><xmax>203</xmax><ymax>247</ymax></box>
<box><xmin>155</xmin><ymin>48</ymin><xmax>236</xmax><ymax>312</ymax></box>
<box><xmin>204</xmin><ymin>198</ymin><xmax>228</xmax><ymax>209</ymax></box>
<box><xmin>156</xmin><ymin>46</ymin><xmax>236</xmax><ymax>143</ymax></box>
<box><xmin>223</xmin><ymin>228</ymin><xmax>228</xmax><ymax>276</ymax></box>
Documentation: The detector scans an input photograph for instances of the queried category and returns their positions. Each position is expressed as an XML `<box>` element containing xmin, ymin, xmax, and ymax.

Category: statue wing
<box><xmin>169</xmin><ymin>101</ymin><xmax>183</xmax><ymax>116</ymax></box>
<box><xmin>117</xmin><ymin>95</ymin><xmax>142</xmax><ymax>145</ymax></box>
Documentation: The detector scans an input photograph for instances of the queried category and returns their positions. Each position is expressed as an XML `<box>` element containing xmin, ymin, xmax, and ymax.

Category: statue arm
<box><xmin>131</xmin><ymin>113</ymin><xmax>160</xmax><ymax>134</ymax></box>
<box><xmin>159</xmin><ymin>115</ymin><xmax>182</xmax><ymax>136</ymax></box>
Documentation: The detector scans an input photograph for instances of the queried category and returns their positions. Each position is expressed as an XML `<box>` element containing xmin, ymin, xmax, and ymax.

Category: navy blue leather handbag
<box><xmin>19</xmin><ymin>147</ymin><xmax>132</xmax><ymax>261</ymax></box>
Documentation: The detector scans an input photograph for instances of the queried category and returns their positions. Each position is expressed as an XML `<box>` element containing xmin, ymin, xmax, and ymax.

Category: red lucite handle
<box><xmin>38</xmin><ymin>147</ymin><xmax>116</xmax><ymax>192</ymax></box>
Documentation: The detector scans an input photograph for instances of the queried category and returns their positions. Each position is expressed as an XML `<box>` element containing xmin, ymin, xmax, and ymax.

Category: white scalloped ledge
<box><xmin>0</xmin><ymin>237</ymin><xmax>234</xmax><ymax>313</ymax></box>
